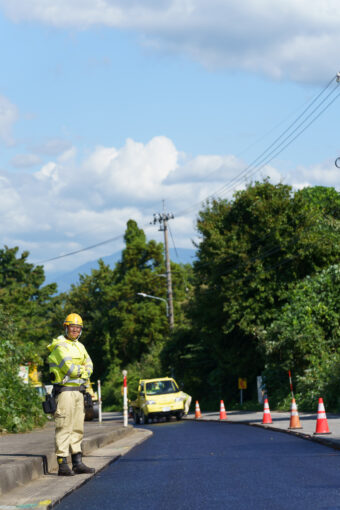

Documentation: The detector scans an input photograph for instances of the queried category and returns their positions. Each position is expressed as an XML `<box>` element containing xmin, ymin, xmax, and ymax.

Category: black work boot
<box><xmin>71</xmin><ymin>452</ymin><xmax>95</xmax><ymax>474</ymax></box>
<box><xmin>57</xmin><ymin>457</ymin><xmax>75</xmax><ymax>476</ymax></box>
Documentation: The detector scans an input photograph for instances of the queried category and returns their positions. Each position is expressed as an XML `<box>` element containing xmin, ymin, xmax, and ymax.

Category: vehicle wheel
<box><xmin>133</xmin><ymin>410</ymin><xmax>141</xmax><ymax>425</ymax></box>
<box><xmin>92</xmin><ymin>403</ymin><xmax>99</xmax><ymax>419</ymax></box>
<box><xmin>176</xmin><ymin>412</ymin><xmax>182</xmax><ymax>421</ymax></box>
<box><xmin>165</xmin><ymin>415</ymin><xmax>170</xmax><ymax>422</ymax></box>
<box><xmin>140</xmin><ymin>411</ymin><xmax>147</xmax><ymax>425</ymax></box>
<box><xmin>84</xmin><ymin>407</ymin><xmax>94</xmax><ymax>421</ymax></box>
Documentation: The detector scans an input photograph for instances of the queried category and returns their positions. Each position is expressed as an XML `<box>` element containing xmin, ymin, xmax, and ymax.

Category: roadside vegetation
<box><xmin>0</xmin><ymin>182</ymin><xmax>339</xmax><ymax>432</ymax></box>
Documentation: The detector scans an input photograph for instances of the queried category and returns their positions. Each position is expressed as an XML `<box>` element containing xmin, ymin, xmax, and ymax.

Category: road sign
<box><xmin>238</xmin><ymin>378</ymin><xmax>247</xmax><ymax>390</ymax></box>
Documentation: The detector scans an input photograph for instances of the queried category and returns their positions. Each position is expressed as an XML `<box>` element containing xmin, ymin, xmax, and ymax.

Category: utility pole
<box><xmin>151</xmin><ymin>203</ymin><xmax>175</xmax><ymax>330</ymax></box>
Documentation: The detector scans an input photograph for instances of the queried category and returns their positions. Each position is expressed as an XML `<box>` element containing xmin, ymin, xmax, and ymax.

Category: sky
<box><xmin>0</xmin><ymin>0</ymin><xmax>339</xmax><ymax>280</ymax></box>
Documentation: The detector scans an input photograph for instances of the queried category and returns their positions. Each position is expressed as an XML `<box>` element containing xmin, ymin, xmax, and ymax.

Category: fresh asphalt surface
<box><xmin>56</xmin><ymin>420</ymin><xmax>340</xmax><ymax>510</ymax></box>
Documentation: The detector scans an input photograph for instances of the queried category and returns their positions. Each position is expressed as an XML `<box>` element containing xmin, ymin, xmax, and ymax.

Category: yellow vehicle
<box><xmin>130</xmin><ymin>377</ymin><xmax>187</xmax><ymax>424</ymax></box>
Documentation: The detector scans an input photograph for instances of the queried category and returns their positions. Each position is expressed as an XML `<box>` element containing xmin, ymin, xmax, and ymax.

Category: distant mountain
<box><xmin>44</xmin><ymin>248</ymin><xmax>197</xmax><ymax>294</ymax></box>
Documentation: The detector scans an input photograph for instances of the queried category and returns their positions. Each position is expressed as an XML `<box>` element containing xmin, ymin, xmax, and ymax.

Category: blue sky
<box><xmin>0</xmin><ymin>0</ymin><xmax>339</xmax><ymax>278</ymax></box>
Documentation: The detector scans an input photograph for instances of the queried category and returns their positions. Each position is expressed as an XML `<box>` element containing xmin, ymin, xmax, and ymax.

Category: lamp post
<box><xmin>137</xmin><ymin>292</ymin><xmax>169</xmax><ymax>318</ymax></box>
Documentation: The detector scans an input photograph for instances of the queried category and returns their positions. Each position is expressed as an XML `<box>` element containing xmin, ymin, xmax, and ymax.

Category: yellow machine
<box><xmin>84</xmin><ymin>380</ymin><xmax>99</xmax><ymax>421</ymax></box>
<box><xmin>130</xmin><ymin>377</ymin><xmax>187</xmax><ymax>424</ymax></box>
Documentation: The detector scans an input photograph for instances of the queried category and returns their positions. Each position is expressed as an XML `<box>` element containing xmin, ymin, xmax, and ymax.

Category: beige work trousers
<box><xmin>54</xmin><ymin>391</ymin><xmax>85</xmax><ymax>457</ymax></box>
<box><xmin>184</xmin><ymin>395</ymin><xmax>192</xmax><ymax>414</ymax></box>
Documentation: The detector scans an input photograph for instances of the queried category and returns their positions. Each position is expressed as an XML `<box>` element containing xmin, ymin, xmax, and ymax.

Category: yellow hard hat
<box><xmin>63</xmin><ymin>313</ymin><xmax>83</xmax><ymax>328</ymax></box>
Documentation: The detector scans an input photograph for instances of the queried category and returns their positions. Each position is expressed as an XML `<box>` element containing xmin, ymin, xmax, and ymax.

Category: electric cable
<box><xmin>174</xmin><ymin>74</ymin><xmax>340</xmax><ymax>217</ymax></box>
<box><xmin>168</xmin><ymin>223</ymin><xmax>179</xmax><ymax>260</ymax></box>
<box><xmin>215</xmin><ymin>85</ymin><xmax>340</xmax><ymax>201</ymax></box>
<box><xmin>36</xmin><ymin>72</ymin><xmax>340</xmax><ymax>267</ymax></box>
<box><xmin>37</xmin><ymin>233</ymin><xmax>125</xmax><ymax>264</ymax></box>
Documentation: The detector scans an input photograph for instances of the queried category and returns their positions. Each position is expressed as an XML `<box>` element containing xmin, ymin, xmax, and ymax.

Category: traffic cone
<box><xmin>262</xmin><ymin>397</ymin><xmax>272</xmax><ymax>424</ymax></box>
<box><xmin>219</xmin><ymin>400</ymin><xmax>227</xmax><ymax>420</ymax></box>
<box><xmin>195</xmin><ymin>400</ymin><xmax>201</xmax><ymax>419</ymax></box>
<box><xmin>314</xmin><ymin>397</ymin><xmax>331</xmax><ymax>435</ymax></box>
<box><xmin>288</xmin><ymin>398</ymin><xmax>302</xmax><ymax>429</ymax></box>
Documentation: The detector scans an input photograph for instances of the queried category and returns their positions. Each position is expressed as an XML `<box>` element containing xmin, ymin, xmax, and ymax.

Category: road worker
<box><xmin>180</xmin><ymin>391</ymin><xmax>192</xmax><ymax>415</ymax></box>
<box><xmin>47</xmin><ymin>313</ymin><xmax>95</xmax><ymax>476</ymax></box>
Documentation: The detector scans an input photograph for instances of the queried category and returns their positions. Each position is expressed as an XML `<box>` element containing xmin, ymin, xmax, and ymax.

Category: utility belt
<box><xmin>42</xmin><ymin>384</ymin><xmax>87</xmax><ymax>414</ymax></box>
<box><xmin>53</xmin><ymin>384</ymin><xmax>86</xmax><ymax>396</ymax></box>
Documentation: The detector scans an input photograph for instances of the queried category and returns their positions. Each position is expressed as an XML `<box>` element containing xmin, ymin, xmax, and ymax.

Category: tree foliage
<box><xmin>65</xmin><ymin>220</ymin><xmax>192</xmax><ymax>409</ymax></box>
<box><xmin>0</xmin><ymin>246</ymin><xmax>60</xmax><ymax>361</ymax></box>
<box><xmin>0</xmin><ymin>308</ymin><xmax>46</xmax><ymax>432</ymax></box>
<box><xmin>263</xmin><ymin>264</ymin><xmax>340</xmax><ymax>410</ymax></box>
<box><xmin>164</xmin><ymin>182</ymin><xmax>340</xmax><ymax>407</ymax></box>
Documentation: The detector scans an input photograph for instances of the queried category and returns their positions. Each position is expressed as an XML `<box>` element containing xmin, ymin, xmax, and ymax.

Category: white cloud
<box><xmin>0</xmin><ymin>176</ymin><xmax>31</xmax><ymax>231</ymax></box>
<box><xmin>288</xmin><ymin>160</ymin><xmax>340</xmax><ymax>189</ymax></box>
<box><xmin>0</xmin><ymin>134</ymin><xmax>338</xmax><ymax>273</ymax></box>
<box><xmin>1</xmin><ymin>0</ymin><xmax>340</xmax><ymax>83</ymax></box>
<box><xmin>166</xmin><ymin>154</ymin><xmax>244</xmax><ymax>183</ymax></box>
<box><xmin>0</xmin><ymin>95</ymin><xmax>18</xmax><ymax>145</ymax></box>
<box><xmin>32</xmin><ymin>138</ymin><xmax>73</xmax><ymax>156</ymax></box>
<box><xmin>11</xmin><ymin>153</ymin><xmax>42</xmax><ymax>168</ymax></box>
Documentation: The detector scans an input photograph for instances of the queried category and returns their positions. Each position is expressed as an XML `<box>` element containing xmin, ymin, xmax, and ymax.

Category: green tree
<box><xmin>65</xmin><ymin>220</ymin><xmax>192</xmax><ymax>408</ymax></box>
<box><xmin>262</xmin><ymin>264</ymin><xmax>340</xmax><ymax>410</ymax></box>
<box><xmin>0</xmin><ymin>307</ymin><xmax>46</xmax><ymax>432</ymax></box>
<box><xmin>0</xmin><ymin>246</ymin><xmax>60</xmax><ymax>361</ymax></box>
<box><xmin>164</xmin><ymin>182</ymin><xmax>340</xmax><ymax>406</ymax></box>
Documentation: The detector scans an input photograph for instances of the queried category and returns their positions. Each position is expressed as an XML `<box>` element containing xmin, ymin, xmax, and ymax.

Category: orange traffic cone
<box><xmin>195</xmin><ymin>400</ymin><xmax>202</xmax><ymax>419</ymax></box>
<box><xmin>314</xmin><ymin>397</ymin><xmax>331</xmax><ymax>435</ymax></box>
<box><xmin>288</xmin><ymin>398</ymin><xmax>302</xmax><ymax>429</ymax></box>
<box><xmin>262</xmin><ymin>397</ymin><xmax>272</xmax><ymax>424</ymax></box>
<box><xmin>219</xmin><ymin>400</ymin><xmax>227</xmax><ymax>420</ymax></box>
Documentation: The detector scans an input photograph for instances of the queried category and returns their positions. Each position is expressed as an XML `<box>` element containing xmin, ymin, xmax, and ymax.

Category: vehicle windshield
<box><xmin>145</xmin><ymin>380</ymin><xmax>178</xmax><ymax>395</ymax></box>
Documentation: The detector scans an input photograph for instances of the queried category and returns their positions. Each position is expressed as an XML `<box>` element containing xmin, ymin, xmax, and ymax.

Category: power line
<box><xmin>215</xmin><ymin>85</ymin><xmax>340</xmax><ymax>201</ymax></box>
<box><xmin>174</xmin><ymin>73</ymin><xmax>340</xmax><ymax>217</ymax></box>
<box><xmin>36</xmin><ymin>71</ymin><xmax>340</xmax><ymax>266</ymax></box>
<box><xmin>37</xmin><ymin>233</ymin><xmax>125</xmax><ymax>264</ymax></box>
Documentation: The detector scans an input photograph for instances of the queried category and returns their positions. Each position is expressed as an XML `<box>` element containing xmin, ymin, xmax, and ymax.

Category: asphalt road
<box><xmin>56</xmin><ymin>420</ymin><xmax>340</xmax><ymax>510</ymax></box>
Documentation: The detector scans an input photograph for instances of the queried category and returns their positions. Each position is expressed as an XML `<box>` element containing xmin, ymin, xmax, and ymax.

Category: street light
<box><xmin>137</xmin><ymin>292</ymin><xmax>169</xmax><ymax>317</ymax></box>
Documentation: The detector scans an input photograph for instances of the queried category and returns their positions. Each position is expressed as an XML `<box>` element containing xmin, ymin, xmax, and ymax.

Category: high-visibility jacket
<box><xmin>47</xmin><ymin>335</ymin><xmax>93</xmax><ymax>386</ymax></box>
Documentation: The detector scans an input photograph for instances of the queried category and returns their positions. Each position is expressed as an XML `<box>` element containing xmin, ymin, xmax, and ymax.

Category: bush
<box><xmin>263</xmin><ymin>265</ymin><xmax>340</xmax><ymax>411</ymax></box>
<box><xmin>0</xmin><ymin>309</ymin><xmax>46</xmax><ymax>433</ymax></box>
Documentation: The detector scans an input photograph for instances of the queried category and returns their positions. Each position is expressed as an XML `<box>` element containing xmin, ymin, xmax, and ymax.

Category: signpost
<box><xmin>238</xmin><ymin>378</ymin><xmax>247</xmax><ymax>405</ymax></box>
<box><xmin>97</xmin><ymin>379</ymin><xmax>102</xmax><ymax>424</ymax></box>
<box><xmin>122</xmin><ymin>370</ymin><xmax>128</xmax><ymax>427</ymax></box>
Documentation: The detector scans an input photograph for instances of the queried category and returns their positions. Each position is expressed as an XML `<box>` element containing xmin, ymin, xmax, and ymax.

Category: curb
<box><xmin>250</xmin><ymin>422</ymin><xmax>340</xmax><ymax>450</ymax></box>
<box><xmin>0</xmin><ymin>428</ymin><xmax>152</xmax><ymax>510</ymax></box>
<box><xmin>185</xmin><ymin>416</ymin><xmax>340</xmax><ymax>451</ymax></box>
<box><xmin>0</xmin><ymin>425</ymin><xmax>133</xmax><ymax>497</ymax></box>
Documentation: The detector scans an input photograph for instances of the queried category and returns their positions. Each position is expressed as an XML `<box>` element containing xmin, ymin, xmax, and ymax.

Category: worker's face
<box><xmin>67</xmin><ymin>324</ymin><xmax>82</xmax><ymax>339</ymax></box>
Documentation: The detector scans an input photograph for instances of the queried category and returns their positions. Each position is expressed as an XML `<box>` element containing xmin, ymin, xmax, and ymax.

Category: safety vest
<box><xmin>47</xmin><ymin>335</ymin><xmax>93</xmax><ymax>386</ymax></box>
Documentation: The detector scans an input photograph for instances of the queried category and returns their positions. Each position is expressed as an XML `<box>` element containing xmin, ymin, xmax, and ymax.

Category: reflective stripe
<box><xmin>60</xmin><ymin>356</ymin><xmax>72</xmax><ymax>367</ymax></box>
<box><xmin>65</xmin><ymin>378</ymin><xmax>86</xmax><ymax>385</ymax></box>
<box><xmin>66</xmin><ymin>364</ymin><xmax>75</xmax><ymax>378</ymax></box>
<box><xmin>51</xmin><ymin>342</ymin><xmax>68</xmax><ymax>353</ymax></box>
<box><xmin>49</xmin><ymin>356</ymin><xmax>72</xmax><ymax>369</ymax></box>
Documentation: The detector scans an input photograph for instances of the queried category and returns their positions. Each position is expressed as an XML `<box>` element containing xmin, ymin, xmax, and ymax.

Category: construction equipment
<box><xmin>84</xmin><ymin>380</ymin><xmax>99</xmax><ymax>421</ymax></box>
